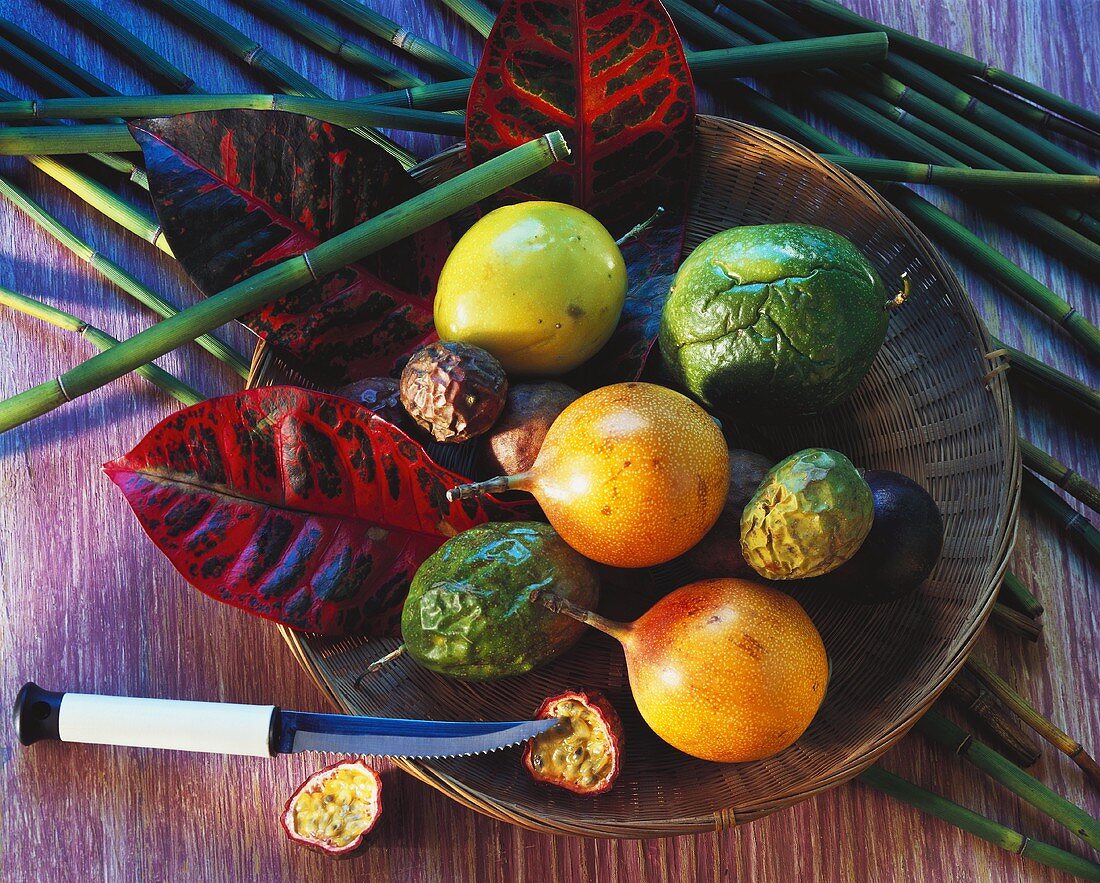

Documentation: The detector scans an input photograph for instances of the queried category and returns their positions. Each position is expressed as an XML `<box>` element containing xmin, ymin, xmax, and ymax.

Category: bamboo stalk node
<box><xmin>55</xmin><ymin>376</ymin><xmax>73</xmax><ymax>403</ymax></box>
<box><xmin>392</xmin><ymin>27</ymin><xmax>411</xmax><ymax>49</ymax></box>
<box><xmin>1058</xmin><ymin>306</ymin><xmax>1078</xmax><ymax>327</ymax></box>
<box><xmin>1015</xmin><ymin>835</ymin><xmax>1032</xmax><ymax>856</ymax></box>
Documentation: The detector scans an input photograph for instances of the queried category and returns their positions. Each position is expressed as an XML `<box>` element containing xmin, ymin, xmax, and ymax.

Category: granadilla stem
<box><xmin>917</xmin><ymin>710</ymin><xmax>1100</xmax><ymax>850</ymax></box>
<box><xmin>0</xmin><ymin>132</ymin><xmax>568</xmax><ymax>432</ymax></box>
<box><xmin>0</xmin><ymin>286</ymin><xmax>203</xmax><ymax>406</ymax></box>
<box><xmin>1020</xmin><ymin>439</ymin><xmax>1100</xmax><ymax>516</ymax></box>
<box><xmin>945</xmin><ymin>668</ymin><xmax>1041</xmax><ymax>769</ymax></box>
<box><xmin>858</xmin><ymin>766</ymin><xmax>1100</xmax><ymax>879</ymax></box>
<box><xmin>149</xmin><ymin>0</ymin><xmax>417</xmax><ymax>168</ymax></box>
<box><xmin>0</xmin><ymin>174</ymin><xmax>249</xmax><ymax>378</ymax></box>
<box><xmin>989</xmin><ymin>603</ymin><xmax>1041</xmax><ymax>642</ymax></box>
<box><xmin>967</xmin><ymin>658</ymin><xmax>1100</xmax><ymax>789</ymax></box>
<box><xmin>532</xmin><ymin>590</ymin><xmax>632</xmax><ymax>642</ymax></box>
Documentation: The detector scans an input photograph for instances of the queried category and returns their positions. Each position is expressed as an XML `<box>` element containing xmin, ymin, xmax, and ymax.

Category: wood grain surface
<box><xmin>0</xmin><ymin>0</ymin><xmax>1096</xmax><ymax>880</ymax></box>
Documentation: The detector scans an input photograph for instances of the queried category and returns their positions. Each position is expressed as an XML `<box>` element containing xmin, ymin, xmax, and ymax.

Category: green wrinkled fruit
<box><xmin>659</xmin><ymin>224</ymin><xmax>891</xmax><ymax>418</ymax></box>
<box><xmin>402</xmin><ymin>522</ymin><xmax>600</xmax><ymax>680</ymax></box>
<box><xmin>740</xmin><ymin>448</ymin><xmax>873</xmax><ymax>580</ymax></box>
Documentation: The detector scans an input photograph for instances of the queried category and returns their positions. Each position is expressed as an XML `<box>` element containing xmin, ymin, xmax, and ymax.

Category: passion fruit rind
<box><xmin>523</xmin><ymin>689</ymin><xmax>624</xmax><ymax>795</ymax></box>
<box><xmin>281</xmin><ymin>758</ymin><xmax>382</xmax><ymax>857</ymax></box>
<box><xmin>402</xmin><ymin>523</ymin><xmax>601</xmax><ymax>680</ymax></box>
<box><xmin>740</xmin><ymin>448</ymin><xmax>874</xmax><ymax>580</ymax></box>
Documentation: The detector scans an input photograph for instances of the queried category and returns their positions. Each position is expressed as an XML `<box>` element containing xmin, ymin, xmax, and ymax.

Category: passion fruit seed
<box><xmin>282</xmin><ymin>761</ymin><xmax>381</xmax><ymax>855</ymax></box>
<box><xmin>528</xmin><ymin>699</ymin><xmax>613</xmax><ymax>790</ymax></box>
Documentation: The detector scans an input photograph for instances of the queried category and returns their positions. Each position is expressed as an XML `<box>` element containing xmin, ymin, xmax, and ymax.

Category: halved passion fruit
<box><xmin>522</xmin><ymin>690</ymin><xmax>624</xmax><ymax>795</ymax></box>
<box><xmin>281</xmin><ymin>758</ymin><xmax>382</xmax><ymax>856</ymax></box>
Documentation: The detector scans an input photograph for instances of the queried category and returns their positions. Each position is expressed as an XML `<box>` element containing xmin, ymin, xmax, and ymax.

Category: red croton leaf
<box><xmin>105</xmin><ymin>387</ymin><xmax>531</xmax><ymax>636</ymax></box>
<box><xmin>466</xmin><ymin>0</ymin><xmax>696</xmax><ymax>238</ymax></box>
<box><xmin>130</xmin><ymin>110</ymin><xmax>450</xmax><ymax>387</ymax></box>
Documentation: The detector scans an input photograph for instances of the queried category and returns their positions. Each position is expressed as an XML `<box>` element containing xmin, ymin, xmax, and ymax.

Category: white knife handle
<box><xmin>15</xmin><ymin>683</ymin><xmax>276</xmax><ymax>757</ymax></box>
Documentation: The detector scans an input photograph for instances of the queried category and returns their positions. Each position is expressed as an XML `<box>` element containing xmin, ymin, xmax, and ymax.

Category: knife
<box><xmin>14</xmin><ymin>682</ymin><xmax>557</xmax><ymax>759</ymax></box>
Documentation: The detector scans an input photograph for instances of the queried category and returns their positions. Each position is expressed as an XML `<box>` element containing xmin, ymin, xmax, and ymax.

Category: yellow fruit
<box><xmin>433</xmin><ymin>201</ymin><xmax>628</xmax><ymax>375</ymax></box>
<box><xmin>449</xmin><ymin>382</ymin><xmax>730</xmax><ymax>568</ymax></box>
<box><xmin>542</xmin><ymin>578</ymin><xmax>829</xmax><ymax>763</ymax></box>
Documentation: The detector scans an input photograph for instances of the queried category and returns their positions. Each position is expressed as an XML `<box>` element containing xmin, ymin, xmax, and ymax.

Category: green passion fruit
<box><xmin>401</xmin><ymin>522</ymin><xmax>600</xmax><ymax>680</ymax></box>
<box><xmin>740</xmin><ymin>448</ymin><xmax>874</xmax><ymax>580</ymax></box>
<box><xmin>659</xmin><ymin>224</ymin><xmax>898</xmax><ymax>419</ymax></box>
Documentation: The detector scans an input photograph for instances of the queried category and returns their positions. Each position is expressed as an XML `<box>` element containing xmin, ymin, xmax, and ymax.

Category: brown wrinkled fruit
<box><xmin>399</xmin><ymin>341</ymin><xmax>508</xmax><ymax>443</ymax></box>
<box><xmin>332</xmin><ymin>377</ymin><xmax>411</xmax><ymax>430</ymax></box>
<box><xmin>684</xmin><ymin>449</ymin><xmax>773</xmax><ymax>578</ymax></box>
<box><xmin>281</xmin><ymin>758</ymin><xmax>382</xmax><ymax>857</ymax></box>
<box><xmin>523</xmin><ymin>690</ymin><xmax>624</xmax><ymax>795</ymax></box>
<box><xmin>479</xmin><ymin>381</ymin><xmax>580</xmax><ymax>476</ymax></box>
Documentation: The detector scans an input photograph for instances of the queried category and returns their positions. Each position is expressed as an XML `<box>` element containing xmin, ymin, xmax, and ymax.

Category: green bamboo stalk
<box><xmin>989</xmin><ymin>603</ymin><xmax>1041</xmax><ymax>642</ymax></box>
<box><xmin>0</xmin><ymin>286</ymin><xmax>203</xmax><ymax>406</ymax></box>
<box><xmin>438</xmin><ymin>0</ymin><xmax>496</xmax><ymax>39</ymax></box>
<box><xmin>1021</xmin><ymin>439</ymin><xmax>1100</xmax><ymax>516</ymax></box>
<box><xmin>1023</xmin><ymin>472</ymin><xmax>1100</xmax><ymax>564</ymax></box>
<box><xmin>967</xmin><ymin>659</ymin><xmax>1100</xmax><ymax>789</ymax></box>
<box><xmin>49</xmin><ymin>0</ymin><xmax>201</xmax><ymax>93</ymax></box>
<box><xmin>241</xmin><ymin>0</ymin><xmax>424</xmax><ymax>89</ymax></box>
<box><xmin>858</xmin><ymin>766</ymin><xmax>1100</xmax><ymax>880</ymax></box>
<box><xmin>0</xmin><ymin>103</ymin><xmax>464</xmax><ymax>155</ymax></box>
<box><xmin>666</xmin><ymin>0</ymin><xmax>751</xmax><ymax>48</ymax></box>
<box><xmin>149</xmin><ymin>0</ymin><xmax>416</xmax><ymax>169</ymax></box>
<box><xmin>0</xmin><ymin>86</ymin><xmax>473</xmax><ymax>119</ymax></box>
<box><xmin>821</xmin><ymin>156</ymin><xmax>1099</xmax><ymax>192</ymax></box>
<box><xmin>991</xmin><ymin>337</ymin><xmax>1100</xmax><ymax>419</ymax></box>
<box><xmin>357</xmin><ymin>79</ymin><xmax>472</xmax><ymax>111</ymax></box>
<box><xmin>0</xmin><ymin>81</ymin><xmax>150</xmax><ymax>191</ymax></box>
<box><xmin>0</xmin><ymin>175</ymin><xmax>249</xmax><ymax>378</ymax></box>
<box><xmin>720</xmin><ymin>3</ymin><xmax>1100</xmax><ymax>267</ymax></box>
<box><xmin>0</xmin><ymin>17</ymin><xmax>121</xmax><ymax>96</ymax></box>
<box><xmin>688</xmin><ymin>32</ymin><xmax>888</xmax><ymax>76</ymax></box>
<box><xmin>778</xmin><ymin>0</ymin><xmax>1100</xmax><ymax>135</ymax></box>
<box><xmin>0</xmin><ymin>33</ymin><xmax>110</xmax><ymax>103</ymax></box>
<box><xmin>917</xmin><ymin>710</ymin><xmax>1100</xmax><ymax>850</ymax></box>
<box><xmin>762</xmin><ymin>0</ymin><xmax>1097</xmax><ymax>178</ymax></box>
<box><xmin>961</xmin><ymin>77</ymin><xmax>1100</xmax><ymax>153</ymax></box>
<box><xmin>0</xmin><ymin>125</ymin><xmax>141</xmax><ymax>155</ymax></box>
<box><xmin>23</xmin><ymin>155</ymin><xmax>173</xmax><ymax>256</ymax></box>
<box><xmin>998</xmin><ymin>570</ymin><xmax>1044</xmax><ymax>619</ymax></box>
<box><xmin>945</xmin><ymin>666</ymin><xmax>1042</xmax><ymax>769</ymax></box>
<box><xmin>672</xmin><ymin>8</ymin><xmax>1100</xmax><ymax>354</ymax></box>
<box><xmin>0</xmin><ymin>132</ymin><xmax>568</xmax><ymax>432</ymax></box>
<box><xmin>310</xmin><ymin>0</ymin><xmax>476</xmax><ymax>79</ymax></box>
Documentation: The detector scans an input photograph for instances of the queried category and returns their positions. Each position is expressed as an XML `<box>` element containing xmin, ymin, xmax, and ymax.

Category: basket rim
<box><xmin>269</xmin><ymin>115</ymin><xmax>1019</xmax><ymax>838</ymax></box>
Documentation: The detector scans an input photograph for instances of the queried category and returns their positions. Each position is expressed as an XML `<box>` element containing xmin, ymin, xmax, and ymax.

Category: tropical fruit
<box><xmin>741</xmin><ymin>448</ymin><xmax>874</xmax><ymax>580</ymax></box>
<box><xmin>401</xmin><ymin>522</ymin><xmax>599</xmax><ymax>680</ymax></box>
<box><xmin>659</xmin><ymin>223</ymin><xmax>896</xmax><ymax>418</ymax></box>
<box><xmin>434</xmin><ymin>201</ymin><xmax>627</xmax><ymax>375</ymax></box>
<box><xmin>818</xmin><ymin>470</ymin><xmax>944</xmax><ymax>603</ymax></box>
<box><xmin>539</xmin><ymin>578</ymin><xmax>829</xmax><ymax>762</ymax></box>
<box><xmin>448</xmin><ymin>383</ymin><xmax>730</xmax><ymax>568</ymax></box>
<box><xmin>281</xmin><ymin>759</ymin><xmax>382</xmax><ymax>856</ymax></box>
<box><xmin>523</xmin><ymin>689</ymin><xmax>624</xmax><ymax>795</ymax></box>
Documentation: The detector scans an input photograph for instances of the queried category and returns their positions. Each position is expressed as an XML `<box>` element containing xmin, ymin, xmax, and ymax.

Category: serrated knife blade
<box><xmin>14</xmin><ymin>683</ymin><xmax>557</xmax><ymax>759</ymax></box>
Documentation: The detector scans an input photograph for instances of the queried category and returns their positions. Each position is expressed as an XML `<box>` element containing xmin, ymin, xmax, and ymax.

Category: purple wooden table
<box><xmin>1</xmin><ymin>0</ymin><xmax>1097</xmax><ymax>880</ymax></box>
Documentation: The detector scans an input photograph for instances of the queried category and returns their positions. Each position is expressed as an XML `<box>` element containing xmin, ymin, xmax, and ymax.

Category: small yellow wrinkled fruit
<box><xmin>433</xmin><ymin>202</ymin><xmax>627</xmax><ymax>375</ymax></box>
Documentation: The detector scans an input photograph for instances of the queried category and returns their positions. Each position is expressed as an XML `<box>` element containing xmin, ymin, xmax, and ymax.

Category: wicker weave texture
<box><xmin>260</xmin><ymin>117</ymin><xmax>1017</xmax><ymax>837</ymax></box>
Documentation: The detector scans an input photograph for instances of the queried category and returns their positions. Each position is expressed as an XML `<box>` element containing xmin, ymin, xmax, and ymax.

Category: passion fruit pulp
<box><xmin>523</xmin><ymin>690</ymin><xmax>624</xmax><ymax>795</ymax></box>
<box><xmin>281</xmin><ymin>758</ymin><xmax>382</xmax><ymax>856</ymax></box>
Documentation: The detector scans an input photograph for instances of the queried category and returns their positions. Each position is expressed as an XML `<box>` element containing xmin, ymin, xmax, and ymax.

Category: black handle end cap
<box><xmin>14</xmin><ymin>682</ymin><xmax>63</xmax><ymax>746</ymax></box>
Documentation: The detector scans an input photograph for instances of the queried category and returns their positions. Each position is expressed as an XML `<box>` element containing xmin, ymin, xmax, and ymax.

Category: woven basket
<box><xmin>253</xmin><ymin>116</ymin><xmax>1018</xmax><ymax>837</ymax></box>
